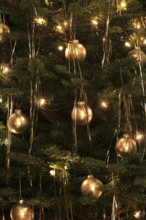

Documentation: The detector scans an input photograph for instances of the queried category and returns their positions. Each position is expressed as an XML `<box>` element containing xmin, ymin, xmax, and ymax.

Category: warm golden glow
<box><xmin>118</xmin><ymin>1</ymin><xmax>127</xmax><ymax>10</ymax></box>
<box><xmin>1</xmin><ymin>64</ymin><xmax>10</xmax><ymax>74</ymax></box>
<box><xmin>125</xmin><ymin>41</ymin><xmax>131</xmax><ymax>47</ymax></box>
<box><xmin>101</xmin><ymin>101</ymin><xmax>108</xmax><ymax>108</ymax></box>
<box><xmin>34</xmin><ymin>17</ymin><xmax>47</xmax><ymax>26</ymax></box>
<box><xmin>136</xmin><ymin>132</ymin><xmax>144</xmax><ymax>141</ymax></box>
<box><xmin>50</xmin><ymin>169</ymin><xmax>55</xmax><ymax>176</ymax></box>
<box><xmin>91</xmin><ymin>17</ymin><xmax>98</xmax><ymax>26</ymax></box>
<box><xmin>133</xmin><ymin>210</ymin><xmax>145</xmax><ymax>219</ymax></box>
<box><xmin>55</xmin><ymin>24</ymin><xmax>63</xmax><ymax>33</ymax></box>
<box><xmin>58</xmin><ymin>45</ymin><xmax>64</xmax><ymax>51</ymax></box>
<box><xmin>38</xmin><ymin>98</ymin><xmax>46</xmax><ymax>107</ymax></box>
<box><xmin>143</xmin><ymin>39</ymin><xmax>146</xmax><ymax>45</ymax></box>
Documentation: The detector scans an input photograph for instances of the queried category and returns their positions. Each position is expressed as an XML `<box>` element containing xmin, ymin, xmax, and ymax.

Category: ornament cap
<box><xmin>15</xmin><ymin>109</ymin><xmax>22</xmax><ymax>115</ymax></box>
<box><xmin>87</xmin><ymin>175</ymin><xmax>94</xmax><ymax>179</ymax></box>
<box><xmin>123</xmin><ymin>134</ymin><xmax>130</xmax><ymax>139</ymax></box>
<box><xmin>72</xmin><ymin>39</ymin><xmax>79</xmax><ymax>44</ymax></box>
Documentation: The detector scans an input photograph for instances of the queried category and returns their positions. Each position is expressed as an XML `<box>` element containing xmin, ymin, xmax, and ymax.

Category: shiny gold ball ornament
<box><xmin>71</xmin><ymin>101</ymin><xmax>93</xmax><ymax>126</ymax></box>
<box><xmin>10</xmin><ymin>200</ymin><xmax>34</xmax><ymax>220</ymax></box>
<box><xmin>128</xmin><ymin>47</ymin><xmax>146</xmax><ymax>64</ymax></box>
<box><xmin>7</xmin><ymin>109</ymin><xmax>29</xmax><ymax>134</ymax></box>
<box><xmin>65</xmin><ymin>40</ymin><xmax>86</xmax><ymax>61</ymax></box>
<box><xmin>0</xmin><ymin>23</ymin><xmax>10</xmax><ymax>43</ymax></box>
<box><xmin>81</xmin><ymin>175</ymin><xmax>103</xmax><ymax>199</ymax></box>
<box><xmin>115</xmin><ymin>134</ymin><xmax>137</xmax><ymax>158</ymax></box>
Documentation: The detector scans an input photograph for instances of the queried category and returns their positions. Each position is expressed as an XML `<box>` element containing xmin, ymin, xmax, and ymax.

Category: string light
<box><xmin>38</xmin><ymin>98</ymin><xmax>46</xmax><ymax>107</ymax></box>
<box><xmin>58</xmin><ymin>45</ymin><xmax>64</xmax><ymax>51</ymax></box>
<box><xmin>100</xmin><ymin>101</ymin><xmax>108</xmax><ymax>109</ymax></box>
<box><xmin>125</xmin><ymin>41</ymin><xmax>131</xmax><ymax>47</ymax></box>
<box><xmin>91</xmin><ymin>17</ymin><xmax>98</xmax><ymax>26</ymax></box>
<box><xmin>143</xmin><ymin>39</ymin><xmax>146</xmax><ymax>45</ymax></box>
<box><xmin>34</xmin><ymin>17</ymin><xmax>47</xmax><ymax>26</ymax></box>
<box><xmin>63</xmin><ymin>21</ymin><xmax>68</xmax><ymax>27</ymax></box>
<box><xmin>55</xmin><ymin>24</ymin><xmax>64</xmax><ymax>33</ymax></box>
<box><xmin>118</xmin><ymin>1</ymin><xmax>127</xmax><ymax>10</ymax></box>
<box><xmin>0</xmin><ymin>64</ymin><xmax>10</xmax><ymax>74</ymax></box>
<box><xmin>134</xmin><ymin>210</ymin><xmax>145</xmax><ymax>219</ymax></box>
<box><xmin>50</xmin><ymin>170</ymin><xmax>55</xmax><ymax>176</ymax></box>
<box><xmin>135</xmin><ymin>132</ymin><xmax>144</xmax><ymax>141</ymax></box>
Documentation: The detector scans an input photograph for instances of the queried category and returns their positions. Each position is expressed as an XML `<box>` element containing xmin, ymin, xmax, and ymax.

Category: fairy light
<box><xmin>58</xmin><ymin>45</ymin><xmax>64</xmax><ymax>51</ymax></box>
<box><xmin>118</xmin><ymin>1</ymin><xmax>127</xmax><ymax>10</ymax></box>
<box><xmin>34</xmin><ymin>17</ymin><xmax>47</xmax><ymax>26</ymax></box>
<box><xmin>1</xmin><ymin>64</ymin><xmax>10</xmax><ymax>74</ymax></box>
<box><xmin>50</xmin><ymin>170</ymin><xmax>55</xmax><ymax>176</ymax></box>
<box><xmin>64</xmin><ymin>165</ymin><xmax>68</xmax><ymax>170</ymax></box>
<box><xmin>63</xmin><ymin>21</ymin><xmax>68</xmax><ymax>27</ymax></box>
<box><xmin>91</xmin><ymin>17</ymin><xmax>98</xmax><ymax>26</ymax></box>
<box><xmin>134</xmin><ymin>210</ymin><xmax>145</xmax><ymax>219</ymax></box>
<box><xmin>101</xmin><ymin>101</ymin><xmax>108</xmax><ymax>109</ymax></box>
<box><xmin>136</xmin><ymin>22</ymin><xmax>141</xmax><ymax>29</ymax></box>
<box><xmin>136</xmin><ymin>132</ymin><xmax>144</xmax><ymax>141</ymax></box>
<box><xmin>125</xmin><ymin>41</ymin><xmax>131</xmax><ymax>47</ymax></box>
<box><xmin>55</xmin><ymin>24</ymin><xmax>63</xmax><ymax>33</ymax></box>
<box><xmin>38</xmin><ymin>98</ymin><xmax>46</xmax><ymax>107</ymax></box>
<box><xmin>143</xmin><ymin>39</ymin><xmax>146</xmax><ymax>45</ymax></box>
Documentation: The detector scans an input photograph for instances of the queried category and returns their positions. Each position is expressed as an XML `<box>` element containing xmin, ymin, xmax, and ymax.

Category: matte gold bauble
<box><xmin>128</xmin><ymin>47</ymin><xmax>146</xmax><ymax>64</ymax></box>
<box><xmin>0</xmin><ymin>23</ymin><xmax>10</xmax><ymax>43</ymax></box>
<box><xmin>65</xmin><ymin>40</ymin><xmax>86</xmax><ymax>61</ymax></box>
<box><xmin>71</xmin><ymin>101</ymin><xmax>93</xmax><ymax>126</ymax></box>
<box><xmin>81</xmin><ymin>175</ymin><xmax>103</xmax><ymax>199</ymax></box>
<box><xmin>115</xmin><ymin>134</ymin><xmax>137</xmax><ymax>158</ymax></box>
<box><xmin>7</xmin><ymin>109</ymin><xmax>29</xmax><ymax>134</ymax></box>
<box><xmin>10</xmin><ymin>200</ymin><xmax>34</xmax><ymax>220</ymax></box>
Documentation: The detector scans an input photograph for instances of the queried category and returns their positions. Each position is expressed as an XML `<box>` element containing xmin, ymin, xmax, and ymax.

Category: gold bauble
<box><xmin>81</xmin><ymin>175</ymin><xmax>103</xmax><ymax>199</ymax></box>
<box><xmin>0</xmin><ymin>23</ymin><xmax>10</xmax><ymax>43</ymax></box>
<box><xmin>65</xmin><ymin>40</ymin><xmax>86</xmax><ymax>61</ymax></box>
<box><xmin>71</xmin><ymin>101</ymin><xmax>93</xmax><ymax>126</ymax></box>
<box><xmin>115</xmin><ymin>134</ymin><xmax>137</xmax><ymax>158</ymax></box>
<box><xmin>128</xmin><ymin>47</ymin><xmax>146</xmax><ymax>64</ymax></box>
<box><xmin>10</xmin><ymin>200</ymin><xmax>34</xmax><ymax>220</ymax></box>
<box><xmin>7</xmin><ymin>109</ymin><xmax>29</xmax><ymax>134</ymax></box>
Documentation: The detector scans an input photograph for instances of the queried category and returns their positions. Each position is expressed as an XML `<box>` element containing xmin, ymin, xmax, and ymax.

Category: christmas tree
<box><xmin>0</xmin><ymin>0</ymin><xmax>146</xmax><ymax>219</ymax></box>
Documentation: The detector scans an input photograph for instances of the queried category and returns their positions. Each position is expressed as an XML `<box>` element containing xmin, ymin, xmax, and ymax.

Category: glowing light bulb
<box><xmin>50</xmin><ymin>170</ymin><xmax>55</xmax><ymax>176</ymax></box>
<box><xmin>120</xmin><ymin>1</ymin><xmax>127</xmax><ymax>10</ymax></box>
<box><xmin>101</xmin><ymin>101</ymin><xmax>108</xmax><ymax>109</ymax></box>
<box><xmin>143</xmin><ymin>39</ymin><xmax>146</xmax><ymax>45</ymax></box>
<box><xmin>34</xmin><ymin>17</ymin><xmax>47</xmax><ymax>26</ymax></box>
<box><xmin>136</xmin><ymin>132</ymin><xmax>144</xmax><ymax>141</ymax></box>
<box><xmin>64</xmin><ymin>165</ymin><xmax>68</xmax><ymax>170</ymax></box>
<box><xmin>63</xmin><ymin>21</ymin><xmax>68</xmax><ymax>27</ymax></box>
<box><xmin>38</xmin><ymin>98</ymin><xmax>46</xmax><ymax>107</ymax></box>
<box><xmin>1</xmin><ymin>64</ymin><xmax>10</xmax><ymax>74</ymax></box>
<box><xmin>136</xmin><ymin>22</ymin><xmax>141</xmax><ymax>29</ymax></box>
<box><xmin>58</xmin><ymin>45</ymin><xmax>64</xmax><ymax>51</ymax></box>
<box><xmin>125</xmin><ymin>42</ymin><xmax>131</xmax><ymax>47</ymax></box>
<box><xmin>55</xmin><ymin>25</ymin><xmax>63</xmax><ymax>33</ymax></box>
<box><xmin>134</xmin><ymin>210</ymin><xmax>145</xmax><ymax>219</ymax></box>
<box><xmin>91</xmin><ymin>18</ymin><xmax>98</xmax><ymax>26</ymax></box>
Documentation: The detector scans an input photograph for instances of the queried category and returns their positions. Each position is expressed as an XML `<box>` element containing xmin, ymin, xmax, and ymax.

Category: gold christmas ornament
<box><xmin>115</xmin><ymin>134</ymin><xmax>137</xmax><ymax>158</ymax></box>
<box><xmin>71</xmin><ymin>101</ymin><xmax>93</xmax><ymax>126</ymax></box>
<box><xmin>0</xmin><ymin>23</ymin><xmax>10</xmax><ymax>43</ymax></box>
<box><xmin>81</xmin><ymin>175</ymin><xmax>103</xmax><ymax>199</ymax></box>
<box><xmin>65</xmin><ymin>40</ymin><xmax>86</xmax><ymax>61</ymax></box>
<box><xmin>10</xmin><ymin>200</ymin><xmax>34</xmax><ymax>220</ymax></box>
<box><xmin>128</xmin><ymin>47</ymin><xmax>146</xmax><ymax>64</ymax></box>
<box><xmin>7</xmin><ymin>109</ymin><xmax>29</xmax><ymax>134</ymax></box>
